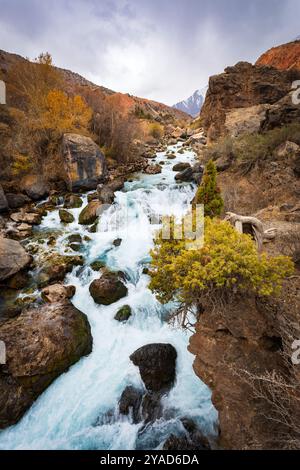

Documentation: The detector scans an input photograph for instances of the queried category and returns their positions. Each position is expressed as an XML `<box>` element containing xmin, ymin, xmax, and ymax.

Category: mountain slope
<box><xmin>256</xmin><ymin>39</ymin><xmax>300</xmax><ymax>71</ymax></box>
<box><xmin>173</xmin><ymin>87</ymin><xmax>208</xmax><ymax>117</ymax></box>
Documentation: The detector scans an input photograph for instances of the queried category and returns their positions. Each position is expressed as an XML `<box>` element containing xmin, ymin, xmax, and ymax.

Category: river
<box><xmin>0</xmin><ymin>142</ymin><xmax>217</xmax><ymax>450</ymax></box>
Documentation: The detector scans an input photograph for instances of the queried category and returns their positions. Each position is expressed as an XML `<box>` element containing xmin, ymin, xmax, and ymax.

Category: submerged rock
<box><xmin>119</xmin><ymin>386</ymin><xmax>143</xmax><ymax>423</ymax></box>
<box><xmin>90</xmin><ymin>260</ymin><xmax>106</xmax><ymax>271</ymax></box>
<box><xmin>89</xmin><ymin>270</ymin><xmax>128</xmax><ymax>305</ymax></box>
<box><xmin>59</xmin><ymin>209</ymin><xmax>75</xmax><ymax>224</ymax></box>
<box><xmin>130</xmin><ymin>343</ymin><xmax>177</xmax><ymax>392</ymax></box>
<box><xmin>0</xmin><ymin>238</ymin><xmax>32</xmax><ymax>282</ymax></box>
<box><xmin>0</xmin><ymin>301</ymin><xmax>92</xmax><ymax>429</ymax></box>
<box><xmin>114</xmin><ymin>305</ymin><xmax>132</xmax><ymax>322</ymax></box>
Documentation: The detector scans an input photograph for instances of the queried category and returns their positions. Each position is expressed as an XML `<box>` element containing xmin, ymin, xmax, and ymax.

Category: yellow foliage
<box><xmin>149</xmin><ymin>217</ymin><xmax>294</xmax><ymax>306</ymax></box>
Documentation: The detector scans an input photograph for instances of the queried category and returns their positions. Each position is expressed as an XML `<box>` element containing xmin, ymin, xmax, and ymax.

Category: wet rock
<box><xmin>41</xmin><ymin>284</ymin><xmax>76</xmax><ymax>303</ymax></box>
<box><xmin>172</xmin><ymin>162</ymin><xmax>191</xmax><ymax>172</ymax></box>
<box><xmin>6</xmin><ymin>193</ymin><xmax>31</xmax><ymax>210</ymax></box>
<box><xmin>175</xmin><ymin>166</ymin><xmax>194</xmax><ymax>182</ymax></box>
<box><xmin>63</xmin><ymin>194</ymin><xmax>83</xmax><ymax>209</ymax></box>
<box><xmin>113</xmin><ymin>238</ymin><xmax>122</xmax><ymax>247</ymax></box>
<box><xmin>167</xmin><ymin>154</ymin><xmax>176</xmax><ymax>160</ymax></box>
<box><xmin>114</xmin><ymin>305</ymin><xmax>132</xmax><ymax>322</ymax></box>
<box><xmin>69</xmin><ymin>243</ymin><xmax>82</xmax><ymax>252</ymax></box>
<box><xmin>36</xmin><ymin>254</ymin><xmax>84</xmax><ymax>287</ymax></box>
<box><xmin>89</xmin><ymin>270</ymin><xmax>128</xmax><ymax>305</ymax></box>
<box><xmin>79</xmin><ymin>201</ymin><xmax>102</xmax><ymax>225</ymax></box>
<box><xmin>90</xmin><ymin>260</ymin><xmax>106</xmax><ymax>271</ymax></box>
<box><xmin>87</xmin><ymin>192</ymin><xmax>99</xmax><ymax>202</ymax></box>
<box><xmin>0</xmin><ymin>238</ymin><xmax>32</xmax><ymax>282</ymax></box>
<box><xmin>62</xmin><ymin>133</ymin><xmax>107</xmax><ymax>191</ymax></box>
<box><xmin>0</xmin><ymin>301</ymin><xmax>92</xmax><ymax>429</ymax></box>
<box><xmin>97</xmin><ymin>179</ymin><xmax>124</xmax><ymax>204</ymax></box>
<box><xmin>144</xmin><ymin>164</ymin><xmax>162</xmax><ymax>175</ymax></box>
<box><xmin>130</xmin><ymin>343</ymin><xmax>177</xmax><ymax>392</ymax></box>
<box><xmin>163</xmin><ymin>419</ymin><xmax>211</xmax><ymax>450</ymax></box>
<box><xmin>119</xmin><ymin>386</ymin><xmax>143</xmax><ymax>423</ymax></box>
<box><xmin>67</xmin><ymin>234</ymin><xmax>82</xmax><ymax>244</ymax></box>
<box><xmin>0</xmin><ymin>185</ymin><xmax>8</xmax><ymax>213</ymax></box>
<box><xmin>59</xmin><ymin>209</ymin><xmax>75</xmax><ymax>224</ymax></box>
<box><xmin>10</xmin><ymin>212</ymin><xmax>42</xmax><ymax>225</ymax></box>
<box><xmin>141</xmin><ymin>392</ymin><xmax>163</xmax><ymax>423</ymax></box>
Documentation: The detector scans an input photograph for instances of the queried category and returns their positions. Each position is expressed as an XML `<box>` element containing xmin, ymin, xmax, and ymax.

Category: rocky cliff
<box><xmin>200</xmin><ymin>61</ymin><xmax>300</xmax><ymax>141</ymax></box>
<box><xmin>256</xmin><ymin>40</ymin><xmax>300</xmax><ymax>71</ymax></box>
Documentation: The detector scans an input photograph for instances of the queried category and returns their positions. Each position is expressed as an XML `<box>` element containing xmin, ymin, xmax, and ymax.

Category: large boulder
<box><xmin>79</xmin><ymin>200</ymin><xmax>102</xmax><ymax>225</ymax></box>
<box><xmin>36</xmin><ymin>253</ymin><xmax>83</xmax><ymax>287</ymax></box>
<box><xmin>10</xmin><ymin>211</ymin><xmax>42</xmax><ymax>225</ymax></box>
<box><xmin>62</xmin><ymin>133</ymin><xmax>107</xmax><ymax>191</ymax></box>
<box><xmin>0</xmin><ymin>238</ymin><xmax>32</xmax><ymax>281</ymax></box>
<box><xmin>144</xmin><ymin>164</ymin><xmax>162</xmax><ymax>175</ymax></box>
<box><xmin>0</xmin><ymin>185</ymin><xmax>8</xmax><ymax>213</ymax></box>
<box><xmin>130</xmin><ymin>343</ymin><xmax>177</xmax><ymax>392</ymax></box>
<box><xmin>172</xmin><ymin>163</ymin><xmax>191</xmax><ymax>172</ymax></box>
<box><xmin>89</xmin><ymin>271</ymin><xmax>128</xmax><ymax>305</ymax></box>
<box><xmin>6</xmin><ymin>193</ymin><xmax>31</xmax><ymax>209</ymax></box>
<box><xmin>59</xmin><ymin>209</ymin><xmax>75</xmax><ymax>224</ymax></box>
<box><xmin>0</xmin><ymin>301</ymin><xmax>92</xmax><ymax>429</ymax></box>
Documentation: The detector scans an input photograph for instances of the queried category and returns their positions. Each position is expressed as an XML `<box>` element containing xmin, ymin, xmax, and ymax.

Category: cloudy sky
<box><xmin>0</xmin><ymin>0</ymin><xmax>299</xmax><ymax>105</ymax></box>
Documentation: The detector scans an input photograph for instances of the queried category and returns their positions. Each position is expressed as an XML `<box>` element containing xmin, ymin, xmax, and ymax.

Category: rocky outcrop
<box><xmin>130</xmin><ymin>343</ymin><xmax>177</xmax><ymax>392</ymax></box>
<box><xmin>188</xmin><ymin>287</ymin><xmax>300</xmax><ymax>450</ymax></box>
<box><xmin>0</xmin><ymin>238</ymin><xmax>32</xmax><ymax>281</ymax></box>
<box><xmin>89</xmin><ymin>270</ymin><xmax>128</xmax><ymax>305</ymax></box>
<box><xmin>256</xmin><ymin>40</ymin><xmax>300</xmax><ymax>71</ymax></box>
<box><xmin>0</xmin><ymin>301</ymin><xmax>92</xmax><ymax>428</ymax></box>
<box><xmin>62</xmin><ymin>133</ymin><xmax>107</xmax><ymax>192</ymax></box>
<box><xmin>201</xmin><ymin>61</ymin><xmax>300</xmax><ymax>140</ymax></box>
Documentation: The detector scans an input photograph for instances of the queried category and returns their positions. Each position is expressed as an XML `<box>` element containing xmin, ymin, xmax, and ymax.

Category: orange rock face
<box><xmin>256</xmin><ymin>40</ymin><xmax>300</xmax><ymax>71</ymax></box>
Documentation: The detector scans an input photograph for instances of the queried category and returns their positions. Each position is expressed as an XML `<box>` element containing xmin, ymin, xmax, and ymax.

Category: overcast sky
<box><xmin>0</xmin><ymin>0</ymin><xmax>299</xmax><ymax>105</ymax></box>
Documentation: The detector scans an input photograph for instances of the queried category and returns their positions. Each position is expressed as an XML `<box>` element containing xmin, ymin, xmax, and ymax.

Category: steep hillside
<box><xmin>0</xmin><ymin>49</ymin><xmax>188</xmax><ymax>123</ymax></box>
<box><xmin>256</xmin><ymin>39</ymin><xmax>300</xmax><ymax>71</ymax></box>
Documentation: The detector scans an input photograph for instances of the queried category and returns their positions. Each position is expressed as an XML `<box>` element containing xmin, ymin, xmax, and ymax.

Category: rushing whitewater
<box><xmin>0</xmin><ymin>143</ymin><xmax>217</xmax><ymax>450</ymax></box>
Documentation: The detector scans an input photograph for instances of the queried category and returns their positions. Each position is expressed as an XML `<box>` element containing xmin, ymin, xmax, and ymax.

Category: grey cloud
<box><xmin>0</xmin><ymin>0</ymin><xmax>299</xmax><ymax>104</ymax></box>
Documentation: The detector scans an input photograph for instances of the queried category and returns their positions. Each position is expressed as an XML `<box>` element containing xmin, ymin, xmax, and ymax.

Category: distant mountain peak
<box><xmin>173</xmin><ymin>86</ymin><xmax>208</xmax><ymax>117</ymax></box>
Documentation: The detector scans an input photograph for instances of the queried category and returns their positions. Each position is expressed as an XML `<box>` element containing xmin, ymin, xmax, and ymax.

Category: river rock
<box><xmin>79</xmin><ymin>201</ymin><xmax>102</xmax><ymax>225</ymax></box>
<box><xmin>130</xmin><ymin>343</ymin><xmax>177</xmax><ymax>392</ymax></box>
<box><xmin>89</xmin><ymin>271</ymin><xmax>128</xmax><ymax>305</ymax></box>
<box><xmin>41</xmin><ymin>284</ymin><xmax>76</xmax><ymax>303</ymax></box>
<box><xmin>119</xmin><ymin>386</ymin><xmax>143</xmax><ymax>423</ymax></box>
<box><xmin>0</xmin><ymin>185</ymin><xmax>8</xmax><ymax>213</ymax></box>
<box><xmin>0</xmin><ymin>238</ymin><xmax>32</xmax><ymax>281</ymax></box>
<box><xmin>36</xmin><ymin>254</ymin><xmax>84</xmax><ymax>287</ymax></box>
<box><xmin>175</xmin><ymin>166</ymin><xmax>194</xmax><ymax>182</ymax></box>
<box><xmin>114</xmin><ymin>305</ymin><xmax>132</xmax><ymax>322</ymax></box>
<box><xmin>59</xmin><ymin>209</ymin><xmax>75</xmax><ymax>224</ymax></box>
<box><xmin>0</xmin><ymin>301</ymin><xmax>92</xmax><ymax>429</ymax></box>
<box><xmin>6</xmin><ymin>193</ymin><xmax>31</xmax><ymax>209</ymax></box>
<box><xmin>172</xmin><ymin>163</ymin><xmax>191</xmax><ymax>172</ymax></box>
<box><xmin>62</xmin><ymin>133</ymin><xmax>107</xmax><ymax>191</ymax></box>
<box><xmin>10</xmin><ymin>211</ymin><xmax>42</xmax><ymax>225</ymax></box>
<box><xmin>144</xmin><ymin>164</ymin><xmax>162</xmax><ymax>175</ymax></box>
<box><xmin>63</xmin><ymin>194</ymin><xmax>83</xmax><ymax>209</ymax></box>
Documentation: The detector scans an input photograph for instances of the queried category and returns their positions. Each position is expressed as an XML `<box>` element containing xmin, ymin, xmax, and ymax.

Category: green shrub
<box><xmin>194</xmin><ymin>160</ymin><xmax>224</xmax><ymax>217</ymax></box>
